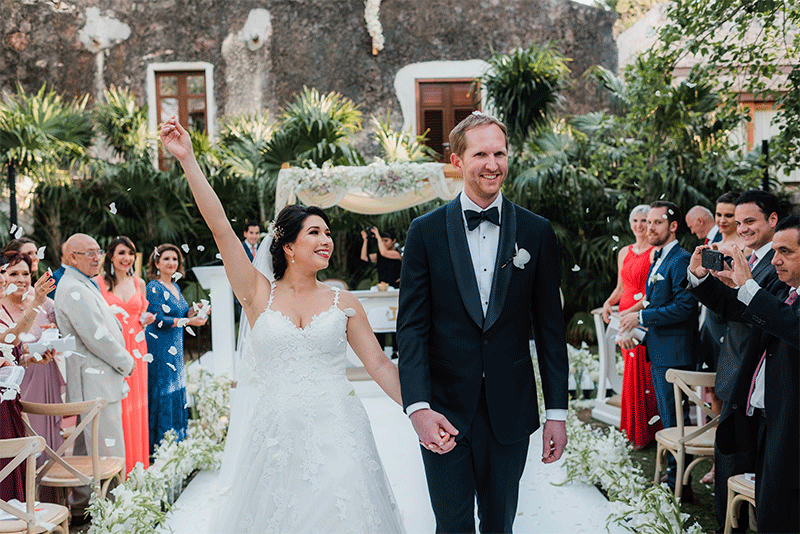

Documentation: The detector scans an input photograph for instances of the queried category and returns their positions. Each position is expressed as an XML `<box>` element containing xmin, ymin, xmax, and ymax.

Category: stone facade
<box><xmin>2</xmin><ymin>0</ymin><xmax>616</xmax><ymax>140</ymax></box>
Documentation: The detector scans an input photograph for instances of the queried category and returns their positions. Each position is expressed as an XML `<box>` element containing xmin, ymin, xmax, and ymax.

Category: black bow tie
<box><xmin>653</xmin><ymin>249</ymin><xmax>662</xmax><ymax>261</ymax></box>
<box><xmin>465</xmin><ymin>207</ymin><xmax>500</xmax><ymax>231</ymax></box>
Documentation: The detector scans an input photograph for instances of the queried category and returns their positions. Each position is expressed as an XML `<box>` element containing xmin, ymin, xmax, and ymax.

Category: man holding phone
<box><xmin>684</xmin><ymin>189</ymin><xmax>780</xmax><ymax>530</ymax></box>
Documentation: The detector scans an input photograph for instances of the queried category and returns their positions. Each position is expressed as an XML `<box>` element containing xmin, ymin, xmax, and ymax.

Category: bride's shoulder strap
<box><xmin>332</xmin><ymin>286</ymin><xmax>340</xmax><ymax>307</ymax></box>
<box><xmin>266</xmin><ymin>279</ymin><xmax>276</xmax><ymax>309</ymax></box>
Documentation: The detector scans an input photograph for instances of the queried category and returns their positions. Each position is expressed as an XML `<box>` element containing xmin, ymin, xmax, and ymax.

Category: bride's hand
<box><xmin>160</xmin><ymin>117</ymin><xmax>194</xmax><ymax>162</ymax></box>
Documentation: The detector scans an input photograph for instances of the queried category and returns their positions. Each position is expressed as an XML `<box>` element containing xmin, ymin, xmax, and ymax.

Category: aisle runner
<box><xmin>161</xmin><ymin>380</ymin><xmax>623</xmax><ymax>533</ymax></box>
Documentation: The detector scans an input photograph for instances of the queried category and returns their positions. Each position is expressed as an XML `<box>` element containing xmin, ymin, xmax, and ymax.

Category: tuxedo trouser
<box><xmin>68</xmin><ymin>399</ymin><xmax>125</xmax><ymax>507</ymax></box>
<box><xmin>713</xmin><ymin>407</ymin><xmax>757</xmax><ymax>530</ymax></box>
<box><xmin>419</xmin><ymin>383</ymin><xmax>529</xmax><ymax>534</ymax></box>
<box><xmin>650</xmin><ymin>364</ymin><xmax>693</xmax><ymax>488</ymax></box>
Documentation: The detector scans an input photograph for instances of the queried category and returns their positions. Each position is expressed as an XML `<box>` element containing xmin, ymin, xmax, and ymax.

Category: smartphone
<box><xmin>701</xmin><ymin>249</ymin><xmax>726</xmax><ymax>271</ymax></box>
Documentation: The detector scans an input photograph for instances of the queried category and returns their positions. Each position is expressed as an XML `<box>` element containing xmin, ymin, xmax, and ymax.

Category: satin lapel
<box><xmin>752</xmin><ymin>249</ymin><xmax>774</xmax><ymax>283</ymax></box>
<box><xmin>446</xmin><ymin>198</ymin><xmax>483</xmax><ymax>329</ymax></box>
<box><xmin>484</xmin><ymin>198</ymin><xmax>516</xmax><ymax>333</ymax></box>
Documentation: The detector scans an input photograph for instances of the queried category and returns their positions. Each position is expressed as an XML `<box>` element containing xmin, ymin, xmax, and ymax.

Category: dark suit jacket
<box><xmin>397</xmin><ymin>196</ymin><xmax>568</xmax><ymax>445</ymax></box>
<box><xmin>641</xmin><ymin>243</ymin><xmax>698</xmax><ymax>367</ymax></box>
<box><xmin>687</xmin><ymin>250</ymin><xmax>777</xmax><ymax>403</ymax></box>
<box><xmin>243</xmin><ymin>240</ymin><xmax>256</xmax><ymax>261</ymax></box>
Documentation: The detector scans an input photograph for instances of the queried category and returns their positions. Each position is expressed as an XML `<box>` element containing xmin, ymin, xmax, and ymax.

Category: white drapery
<box><xmin>275</xmin><ymin>162</ymin><xmax>463</xmax><ymax>215</ymax></box>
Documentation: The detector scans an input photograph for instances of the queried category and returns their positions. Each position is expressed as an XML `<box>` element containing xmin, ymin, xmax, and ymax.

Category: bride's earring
<box><xmin>157</xmin><ymin>269</ymin><xmax>161</xmax><ymax>276</ymax></box>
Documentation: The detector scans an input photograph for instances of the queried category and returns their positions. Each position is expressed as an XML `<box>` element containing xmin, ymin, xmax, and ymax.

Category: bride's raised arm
<box><xmin>160</xmin><ymin>117</ymin><xmax>268</xmax><ymax>320</ymax></box>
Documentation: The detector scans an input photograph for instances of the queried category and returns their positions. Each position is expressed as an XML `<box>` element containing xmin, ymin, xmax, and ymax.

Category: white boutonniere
<box><xmin>649</xmin><ymin>272</ymin><xmax>666</xmax><ymax>285</ymax></box>
<box><xmin>502</xmin><ymin>243</ymin><xmax>530</xmax><ymax>270</ymax></box>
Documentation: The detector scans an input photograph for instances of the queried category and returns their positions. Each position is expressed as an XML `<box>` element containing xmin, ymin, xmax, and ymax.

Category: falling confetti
<box><xmin>668</xmin><ymin>209</ymin><xmax>674</xmax><ymax>215</ymax></box>
<box><xmin>9</xmin><ymin>224</ymin><xmax>17</xmax><ymax>234</ymax></box>
<box><xmin>659</xmin><ymin>193</ymin><xmax>665</xmax><ymax>199</ymax></box>
<box><xmin>177</xmin><ymin>318</ymin><xmax>190</xmax><ymax>327</ymax></box>
<box><xmin>142</xmin><ymin>353</ymin><xmax>154</xmax><ymax>363</ymax></box>
<box><xmin>633</xmin><ymin>293</ymin><xmax>643</xmax><ymax>300</ymax></box>
<box><xmin>648</xmin><ymin>415</ymin><xmax>661</xmax><ymax>425</ymax></box>
<box><xmin>611</xmin><ymin>235</ymin><xmax>619</xmax><ymax>242</ymax></box>
<box><xmin>181</xmin><ymin>244</ymin><xmax>190</xmax><ymax>253</ymax></box>
<box><xmin>571</xmin><ymin>265</ymin><xmax>580</xmax><ymax>272</ymax></box>
<box><xmin>105</xmin><ymin>438</ymin><xmax>116</xmax><ymax>447</ymax></box>
<box><xmin>197</xmin><ymin>245</ymin><xmax>205</xmax><ymax>251</ymax></box>
<box><xmin>161</xmin><ymin>304</ymin><xmax>171</xmax><ymax>313</ymax></box>
<box><xmin>172</xmin><ymin>272</ymin><xmax>182</xmax><ymax>281</ymax></box>
<box><xmin>133</xmin><ymin>349</ymin><xmax>142</xmax><ymax>359</ymax></box>
<box><xmin>1</xmin><ymin>389</ymin><xmax>17</xmax><ymax>401</ymax></box>
<box><xmin>185</xmin><ymin>326</ymin><xmax>195</xmax><ymax>336</ymax></box>
<box><xmin>576</xmin><ymin>320</ymin><xmax>583</xmax><ymax>325</ymax></box>
<box><xmin>4</xmin><ymin>334</ymin><xmax>15</xmax><ymax>343</ymax></box>
<box><xmin>166</xmin><ymin>362</ymin><xmax>177</xmax><ymax>371</ymax></box>
<box><xmin>14</xmin><ymin>227</ymin><xmax>22</xmax><ymax>239</ymax></box>
<box><xmin>215</xmin><ymin>253</ymin><xmax>222</xmax><ymax>260</ymax></box>
<box><xmin>642</xmin><ymin>299</ymin><xmax>650</xmax><ymax>308</ymax></box>
<box><xmin>135</xmin><ymin>331</ymin><xmax>146</xmax><ymax>343</ymax></box>
<box><xmin>94</xmin><ymin>325</ymin><xmax>108</xmax><ymax>340</ymax></box>
<box><xmin>109</xmin><ymin>202</ymin><xmax>117</xmax><ymax>214</ymax></box>
<box><xmin>85</xmin><ymin>368</ymin><xmax>102</xmax><ymax>374</ymax></box>
<box><xmin>168</xmin><ymin>346</ymin><xmax>178</xmax><ymax>356</ymax></box>
<box><xmin>36</xmin><ymin>246</ymin><xmax>46</xmax><ymax>259</ymax></box>
<box><xmin>71</xmin><ymin>291</ymin><xmax>81</xmax><ymax>301</ymax></box>
<box><xmin>5</xmin><ymin>284</ymin><xmax>17</xmax><ymax>295</ymax></box>
<box><xmin>662</xmin><ymin>214</ymin><xmax>668</xmax><ymax>219</ymax></box>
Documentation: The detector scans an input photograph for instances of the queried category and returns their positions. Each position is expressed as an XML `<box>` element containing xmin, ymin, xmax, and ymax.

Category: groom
<box><xmin>397</xmin><ymin>112</ymin><xmax>569</xmax><ymax>533</ymax></box>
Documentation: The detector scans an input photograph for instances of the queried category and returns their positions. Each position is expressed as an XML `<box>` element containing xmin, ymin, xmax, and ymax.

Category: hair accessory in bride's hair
<box><xmin>268</xmin><ymin>220</ymin><xmax>285</xmax><ymax>242</ymax></box>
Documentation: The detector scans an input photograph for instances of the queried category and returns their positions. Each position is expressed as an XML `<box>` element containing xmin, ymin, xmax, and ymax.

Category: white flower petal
<box><xmin>172</xmin><ymin>272</ymin><xmax>182</xmax><ymax>281</ymax></box>
<box><xmin>181</xmin><ymin>244</ymin><xmax>190</xmax><ymax>253</ymax></box>
<box><xmin>94</xmin><ymin>325</ymin><xmax>108</xmax><ymax>340</ymax></box>
<box><xmin>648</xmin><ymin>415</ymin><xmax>661</xmax><ymax>425</ymax></box>
<box><xmin>571</xmin><ymin>265</ymin><xmax>580</xmax><ymax>272</ymax></box>
<box><xmin>161</xmin><ymin>303</ymin><xmax>171</xmax><ymax>313</ymax></box>
<box><xmin>36</xmin><ymin>246</ymin><xmax>46</xmax><ymax>259</ymax></box>
<box><xmin>142</xmin><ymin>353</ymin><xmax>154</xmax><ymax>363</ymax></box>
<box><xmin>135</xmin><ymin>331</ymin><xmax>146</xmax><ymax>343</ymax></box>
<box><xmin>166</xmin><ymin>362</ymin><xmax>176</xmax><ymax>371</ymax></box>
<box><xmin>168</xmin><ymin>346</ymin><xmax>178</xmax><ymax>356</ymax></box>
<box><xmin>197</xmin><ymin>245</ymin><xmax>205</xmax><ymax>251</ymax></box>
<box><xmin>185</xmin><ymin>326</ymin><xmax>195</xmax><ymax>336</ymax></box>
<box><xmin>109</xmin><ymin>202</ymin><xmax>117</xmax><ymax>214</ymax></box>
<box><xmin>5</xmin><ymin>283</ymin><xmax>17</xmax><ymax>295</ymax></box>
<box><xmin>105</xmin><ymin>438</ymin><xmax>116</xmax><ymax>447</ymax></box>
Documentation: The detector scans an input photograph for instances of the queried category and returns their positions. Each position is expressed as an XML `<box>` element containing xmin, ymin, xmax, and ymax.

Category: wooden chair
<box><xmin>19</xmin><ymin>398</ymin><xmax>125</xmax><ymax>506</ymax></box>
<box><xmin>653</xmin><ymin>369</ymin><xmax>718</xmax><ymax>501</ymax></box>
<box><xmin>724</xmin><ymin>473</ymin><xmax>756</xmax><ymax>533</ymax></box>
<box><xmin>0</xmin><ymin>436</ymin><xmax>69</xmax><ymax>534</ymax></box>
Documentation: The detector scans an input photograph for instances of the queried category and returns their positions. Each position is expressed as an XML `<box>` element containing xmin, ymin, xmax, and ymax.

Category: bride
<box><xmin>160</xmin><ymin>117</ymin><xmax>408</xmax><ymax>533</ymax></box>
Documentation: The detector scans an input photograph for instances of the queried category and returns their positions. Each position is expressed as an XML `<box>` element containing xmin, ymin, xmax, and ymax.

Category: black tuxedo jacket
<box><xmin>687</xmin><ymin>250</ymin><xmax>777</xmax><ymax>403</ymax></box>
<box><xmin>397</xmin><ymin>196</ymin><xmax>568</xmax><ymax>445</ymax></box>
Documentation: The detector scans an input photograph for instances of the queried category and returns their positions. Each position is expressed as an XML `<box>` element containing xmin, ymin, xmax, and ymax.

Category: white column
<box><xmin>192</xmin><ymin>266</ymin><xmax>235</xmax><ymax>377</ymax></box>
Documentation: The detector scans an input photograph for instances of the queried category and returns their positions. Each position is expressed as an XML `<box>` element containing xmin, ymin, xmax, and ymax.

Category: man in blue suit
<box><xmin>619</xmin><ymin>200</ymin><xmax>698</xmax><ymax>493</ymax></box>
<box><xmin>242</xmin><ymin>222</ymin><xmax>260</xmax><ymax>262</ymax></box>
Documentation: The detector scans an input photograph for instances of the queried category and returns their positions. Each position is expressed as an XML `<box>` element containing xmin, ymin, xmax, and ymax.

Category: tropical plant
<box><xmin>481</xmin><ymin>43</ymin><xmax>572</xmax><ymax>152</ymax></box>
<box><xmin>0</xmin><ymin>84</ymin><xmax>93</xmax><ymax>225</ymax></box>
<box><xmin>93</xmin><ymin>85</ymin><xmax>152</xmax><ymax>159</ymax></box>
<box><xmin>370</xmin><ymin>111</ymin><xmax>437</xmax><ymax>163</ymax></box>
<box><xmin>263</xmin><ymin>87</ymin><xmax>365</xmax><ymax>170</ymax></box>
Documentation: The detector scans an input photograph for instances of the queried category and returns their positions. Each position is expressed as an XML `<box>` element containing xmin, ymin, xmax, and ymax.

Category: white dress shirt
<box><xmin>408</xmin><ymin>193</ymin><xmax>565</xmax><ymax>422</ymax></box>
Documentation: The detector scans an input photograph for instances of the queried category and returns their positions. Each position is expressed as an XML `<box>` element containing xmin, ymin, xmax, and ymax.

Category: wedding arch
<box><xmin>275</xmin><ymin>161</ymin><xmax>463</xmax><ymax>214</ymax></box>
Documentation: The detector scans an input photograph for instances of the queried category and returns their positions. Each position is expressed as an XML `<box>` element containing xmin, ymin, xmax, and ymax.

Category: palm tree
<box><xmin>0</xmin><ymin>84</ymin><xmax>92</xmax><ymax>225</ymax></box>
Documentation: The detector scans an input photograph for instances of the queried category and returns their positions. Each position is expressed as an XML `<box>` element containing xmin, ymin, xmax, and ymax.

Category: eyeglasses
<box><xmin>73</xmin><ymin>250</ymin><xmax>103</xmax><ymax>258</ymax></box>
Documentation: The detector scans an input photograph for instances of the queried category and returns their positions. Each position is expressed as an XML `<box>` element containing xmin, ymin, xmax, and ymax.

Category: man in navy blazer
<box><xmin>242</xmin><ymin>222</ymin><xmax>260</xmax><ymax>262</ymax></box>
<box><xmin>397</xmin><ymin>112</ymin><xmax>569</xmax><ymax>533</ymax></box>
<box><xmin>619</xmin><ymin>200</ymin><xmax>698</xmax><ymax>491</ymax></box>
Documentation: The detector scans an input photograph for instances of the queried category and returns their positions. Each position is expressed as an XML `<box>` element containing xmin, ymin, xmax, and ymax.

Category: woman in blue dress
<box><xmin>145</xmin><ymin>243</ymin><xmax>209</xmax><ymax>453</ymax></box>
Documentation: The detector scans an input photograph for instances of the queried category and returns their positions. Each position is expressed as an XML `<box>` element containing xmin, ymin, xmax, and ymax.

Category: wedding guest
<box><xmin>145</xmin><ymin>244</ymin><xmax>208</xmax><ymax>453</ymax></box>
<box><xmin>361</xmin><ymin>226</ymin><xmax>403</xmax><ymax>356</ymax></box>
<box><xmin>95</xmin><ymin>237</ymin><xmax>155</xmax><ymax>472</ymax></box>
<box><xmin>0</xmin><ymin>267</ymin><xmax>55</xmax><ymax>503</ymax></box>
<box><xmin>602</xmin><ymin>204</ymin><xmax>661</xmax><ymax>449</ymax></box>
<box><xmin>4</xmin><ymin>238</ymin><xmax>40</xmax><ymax>277</ymax></box>
<box><xmin>242</xmin><ymin>222</ymin><xmax>260</xmax><ymax>262</ymax></box>
<box><xmin>619</xmin><ymin>201</ymin><xmax>698</xmax><ymax>499</ymax></box>
<box><xmin>0</xmin><ymin>252</ymin><xmax>63</xmax><ymax>460</ymax></box>
<box><xmin>685</xmin><ymin>205</ymin><xmax>720</xmax><ymax>244</ymax></box>
<box><xmin>47</xmin><ymin>242</ymin><xmax>68</xmax><ymax>299</ymax></box>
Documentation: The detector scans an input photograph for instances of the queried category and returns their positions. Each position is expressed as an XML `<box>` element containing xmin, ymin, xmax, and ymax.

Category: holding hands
<box><xmin>410</xmin><ymin>408</ymin><xmax>458</xmax><ymax>454</ymax></box>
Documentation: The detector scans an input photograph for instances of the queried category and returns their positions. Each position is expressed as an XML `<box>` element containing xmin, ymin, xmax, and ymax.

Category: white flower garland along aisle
<box><xmin>87</xmin><ymin>365</ymin><xmax>231</xmax><ymax>533</ymax></box>
<box><xmin>283</xmin><ymin>160</ymin><xmax>442</xmax><ymax>197</ymax></box>
<box><xmin>364</xmin><ymin>0</ymin><xmax>384</xmax><ymax>54</ymax></box>
<box><xmin>556</xmin><ymin>346</ymin><xmax>703</xmax><ymax>534</ymax></box>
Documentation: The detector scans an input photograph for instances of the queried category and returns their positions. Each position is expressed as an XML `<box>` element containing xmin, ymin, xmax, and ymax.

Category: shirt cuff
<box><xmin>686</xmin><ymin>267</ymin><xmax>708</xmax><ymax>287</ymax></box>
<box><xmin>545</xmin><ymin>409</ymin><xmax>567</xmax><ymax>421</ymax></box>
<box><xmin>737</xmin><ymin>278</ymin><xmax>760</xmax><ymax>306</ymax></box>
<box><xmin>406</xmin><ymin>401</ymin><xmax>430</xmax><ymax>416</ymax></box>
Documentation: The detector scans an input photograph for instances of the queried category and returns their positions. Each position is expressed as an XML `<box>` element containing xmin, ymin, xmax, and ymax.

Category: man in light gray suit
<box><xmin>54</xmin><ymin>234</ymin><xmax>135</xmax><ymax>481</ymax></box>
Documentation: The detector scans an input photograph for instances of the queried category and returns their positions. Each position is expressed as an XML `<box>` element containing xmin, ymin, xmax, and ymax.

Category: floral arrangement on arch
<box><xmin>283</xmin><ymin>160</ymin><xmax>444</xmax><ymax>198</ymax></box>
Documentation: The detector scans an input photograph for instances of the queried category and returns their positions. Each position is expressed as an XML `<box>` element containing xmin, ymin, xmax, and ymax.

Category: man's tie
<box><xmin>746</xmin><ymin>288</ymin><xmax>798</xmax><ymax>414</ymax></box>
<box><xmin>465</xmin><ymin>207</ymin><xmax>500</xmax><ymax>231</ymax></box>
<box><xmin>251</xmin><ymin>244</ymin><xmax>257</xmax><ymax>258</ymax></box>
<box><xmin>747</xmin><ymin>253</ymin><xmax>758</xmax><ymax>270</ymax></box>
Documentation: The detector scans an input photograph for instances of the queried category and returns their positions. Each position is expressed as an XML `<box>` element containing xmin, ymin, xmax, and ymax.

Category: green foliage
<box><xmin>481</xmin><ymin>43</ymin><xmax>571</xmax><ymax>151</ymax></box>
<box><xmin>93</xmin><ymin>86</ymin><xmax>152</xmax><ymax>159</ymax></box>
<box><xmin>370</xmin><ymin>111</ymin><xmax>437</xmax><ymax>163</ymax></box>
<box><xmin>655</xmin><ymin>0</ymin><xmax>800</xmax><ymax>171</ymax></box>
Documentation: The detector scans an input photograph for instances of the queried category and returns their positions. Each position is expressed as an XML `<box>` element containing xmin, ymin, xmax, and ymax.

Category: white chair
<box><xmin>0</xmin><ymin>436</ymin><xmax>69</xmax><ymax>533</ymax></box>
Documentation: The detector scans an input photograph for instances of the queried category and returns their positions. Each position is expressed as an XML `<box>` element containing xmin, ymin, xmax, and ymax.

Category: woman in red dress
<box><xmin>602</xmin><ymin>205</ymin><xmax>662</xmax><ymax>449</ymax></box>
<box><xmin>94</xmin><ymin>237</ymin><xmax>155</xmax><ymax>473</ymax></box>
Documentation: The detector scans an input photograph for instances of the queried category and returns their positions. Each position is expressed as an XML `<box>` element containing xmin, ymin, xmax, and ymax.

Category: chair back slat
<box><xmin>0</xmin><ymin>436</ymin><xmax>45</xmax><ymax>531</ymax></box>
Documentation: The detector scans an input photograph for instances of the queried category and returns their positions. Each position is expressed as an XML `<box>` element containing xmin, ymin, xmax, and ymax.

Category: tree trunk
<box><xmin>8</xmin><ymin>160</ymin><xmax>17</xmax><ymax>226</ymax></box>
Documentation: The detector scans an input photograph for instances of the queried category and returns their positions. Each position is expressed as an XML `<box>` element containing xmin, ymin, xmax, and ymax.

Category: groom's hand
<box><xmin>541</xmin><ymin>420</ymin><xmax>567</xmax><ymax>464</ymax></box>
<box><xmin>410</xmin><ymin>409</ymin><xmax>459</xmax><ymax>454</ymax></box>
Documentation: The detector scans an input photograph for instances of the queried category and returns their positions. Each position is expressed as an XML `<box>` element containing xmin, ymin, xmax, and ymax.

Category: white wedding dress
<box><xmin>207</xmin><ymin>285</ymin><xmax>405</xmax><ymax>533</ymax></box>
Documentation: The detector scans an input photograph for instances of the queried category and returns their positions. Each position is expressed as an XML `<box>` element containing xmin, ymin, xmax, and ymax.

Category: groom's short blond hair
<box><xmin>449</xmin><ymin>111</ymin><xmax>508</xmax><ymax>157</ymax></box>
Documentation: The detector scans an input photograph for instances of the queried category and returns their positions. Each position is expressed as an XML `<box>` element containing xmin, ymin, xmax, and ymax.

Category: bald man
<box><xmin>685</xmin><ymin>205</ymin><xmax>720</xmax><ymax>244</ymax></box>
<box><xmin>54</xmin><ymin>234</ymin><xmax>134</xmax><ymax>506</ymax></box>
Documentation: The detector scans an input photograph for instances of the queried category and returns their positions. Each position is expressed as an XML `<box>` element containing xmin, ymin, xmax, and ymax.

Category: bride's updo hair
<box><xmin>270</xmin><ymin>205</ymin><xmax>330</xmax><ymax>280</ymax></box>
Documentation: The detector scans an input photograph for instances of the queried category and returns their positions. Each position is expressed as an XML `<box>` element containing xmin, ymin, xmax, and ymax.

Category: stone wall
<box><xmin>2</xmin><ymin>0</ymin><xmax>616</xmax><ymax>140</ymax></box>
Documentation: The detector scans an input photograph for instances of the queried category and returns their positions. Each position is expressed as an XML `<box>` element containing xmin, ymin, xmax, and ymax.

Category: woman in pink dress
<box><xmin>95</xmin><ymin>237</ymin><xmax>155</xmax><ymax>472</ymax></box>
<box><xmin>602</xmin><ymin>205</ymin><xmax>662</xmax><ymax>449</ymax></box>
